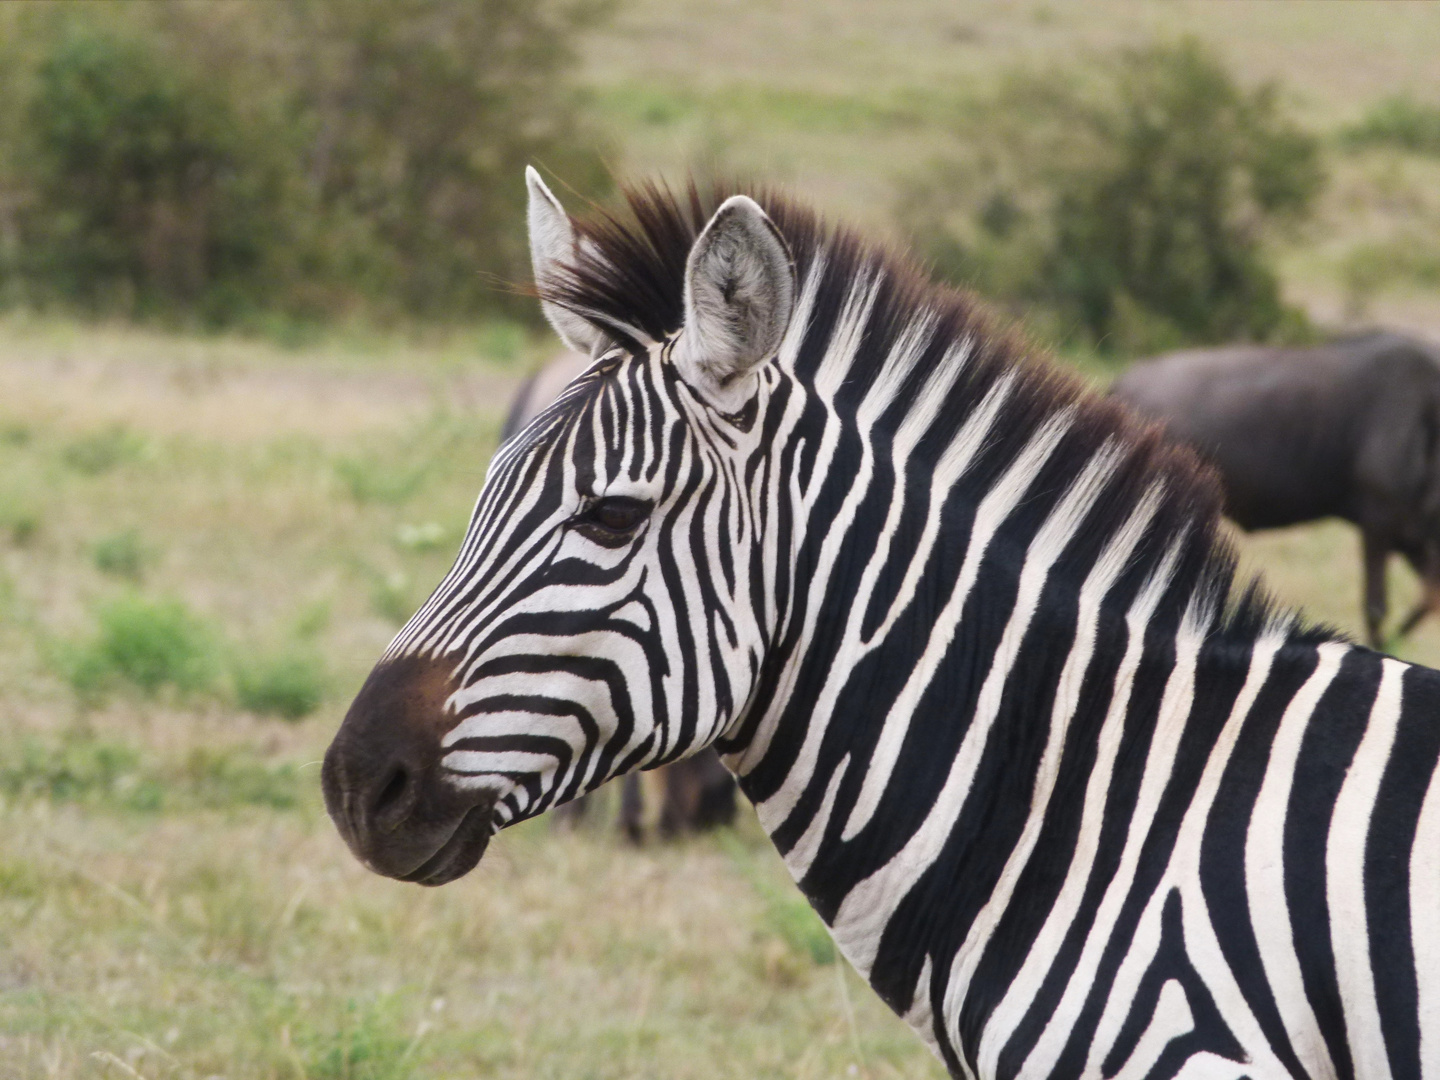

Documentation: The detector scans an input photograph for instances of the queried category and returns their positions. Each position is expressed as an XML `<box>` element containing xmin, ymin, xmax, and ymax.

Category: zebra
<box><xmin>322</xmin><ymin>169</ymin><xmax>1440</xmax><ymax>1079</ymax></box>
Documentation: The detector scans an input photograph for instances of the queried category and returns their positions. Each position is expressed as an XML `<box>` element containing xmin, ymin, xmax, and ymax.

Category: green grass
<box><xmin>61</xmin><ymin>424</ymin><xmax>149</xmax><ymax>476</ymax></box>
<box><xmin>0</xmin><ymin>734</ymin><xmax>304</xmax><ymax>814</ymax></box>
<box><xmin>91</xmin><ymin>529</ymin><xmax>151</xmax><ymax>581</ymax></box>
<box><xmin>234</xmin><ymin>648</ymin><xmax>327</xmax><ymax>722</ymax></box>
<box><xmin>57</xmin><ymin>593</ymin><xmax>219</xmax><ymax>699</ymax></box>
<box><xmin>0</xmin><ymin>490</ymin><xmax>41</xmax><ymax>547</ymax></box>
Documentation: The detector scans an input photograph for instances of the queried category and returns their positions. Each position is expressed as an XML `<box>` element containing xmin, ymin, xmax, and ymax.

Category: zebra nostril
<box><xmin>371</xmin><ymin>764</ymin><xmax>414</xmax><ymax>831</ymax></box>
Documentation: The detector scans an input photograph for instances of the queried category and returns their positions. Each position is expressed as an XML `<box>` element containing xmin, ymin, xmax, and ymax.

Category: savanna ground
<box><xmin>5</xmin><ymin>2</ymin><xmax>1440</xmax><ymax>1078</ymax></box>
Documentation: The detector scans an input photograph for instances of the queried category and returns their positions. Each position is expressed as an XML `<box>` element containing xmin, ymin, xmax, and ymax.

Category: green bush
<box><xmin>92</xmin><ymin>528</ymin><xmax>151</xmax><ymax>580</ymax></box>
<box><xmin>0</xmin><ymin>736</ymin><xmax>159</xmax><ymax>810</ymax></box>
<box><xmin>0</xmin><ymin>1</ymin><xmax>612</xmax><ymax>327</ymax></box>
<box><xmin>0</xmin><ymin>492</ymin><xmax>40</xmax><ymax>546</ymax></box>
<box><xmin>234</xmin><ymin>649</ymin><xmax>327</xmax><ymax>722</ymax></box>
<box><xmin>15</xmin><ymin>20</ymin><xmax>278</xmax><ymax>319</ymax></box>
<box><xmin>0</xmin><ymin>423</ymin><xmax>32</xmax><ymax>447</ymax></box>
<box><xmin>1341</xmin><ymin>95</ymin><xmax>1440</xmax><ymax>156</ymax></box>
<box><xmin>61</xmin><ymin>424</ymin><xmax>147</xmax><ymax>474</ymax></box>
<box><xmin>60</xmin><ymin>593</ymin><xmax>217</xmax><ymax>698</ymax></box>
<box><xmin>898</xmin><ymin>40</ymin><xmax>1324</xmax><ymax>355</ymax></box>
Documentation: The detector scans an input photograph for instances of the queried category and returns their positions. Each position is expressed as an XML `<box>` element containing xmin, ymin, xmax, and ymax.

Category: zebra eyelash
<box><xmin>568</xmin><ymin>495</ymin><xmax>654</xmax><ymax>547</ymax></box>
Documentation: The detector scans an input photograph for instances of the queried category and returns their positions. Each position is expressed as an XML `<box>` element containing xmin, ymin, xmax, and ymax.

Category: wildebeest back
<box><xmin>1112</xmin><ymin>333</ymin><xmax>1440</xmax><ymax>533</ymax></box>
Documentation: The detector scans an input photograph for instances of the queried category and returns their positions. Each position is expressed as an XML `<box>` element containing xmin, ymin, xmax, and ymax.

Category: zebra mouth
<box><xmin>395</xmin><ymin>803</ymin><xmax>495</xmax><ymax>887</ymax></box>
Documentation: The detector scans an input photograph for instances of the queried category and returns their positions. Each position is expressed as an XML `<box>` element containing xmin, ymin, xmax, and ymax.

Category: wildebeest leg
<box><xmin>1397</xmin><ymin>573</ymin><xmax>1440</xmax><ymax>637</ymax></box>
<box><xmin>552</xmin><ymin>792</ymin><xmax>590</xmax><ymax>828</ymax></box>
<box><xmin>618</xmin><ymin>773</ymin><xmax>644</xmax><ymax>844</ymax></box>
<box><xmin>659</xmin><ymin>753</ymin><xmax>737</xmax><ymax>837</ymax></box>
<box><xmin>1362</xmin><ymin>529</ymin><xmax>1390</xmax><ymax>648</ymax></box>
<box><xmin>690</xmin><ymin>753</ymin><xmax>738</xmax><ymax>831</ymax></box>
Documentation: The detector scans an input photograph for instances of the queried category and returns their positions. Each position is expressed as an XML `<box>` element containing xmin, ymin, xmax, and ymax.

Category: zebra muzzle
<box><xmin>322</xmin><ymin>652</ymin><xmax>494</xmax><ymax>886</ymax></box>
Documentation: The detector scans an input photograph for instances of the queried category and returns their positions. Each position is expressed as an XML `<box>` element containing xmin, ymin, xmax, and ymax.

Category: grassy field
<box><xmin>3</xmin><ymin>308</ymin><xmax>1440</xmax><ymax>1080</ymax></box>
<box><xmin>4</xmin><ymin>3</ymin><xmax>1440</xmax><ymax>1077</ymax></box>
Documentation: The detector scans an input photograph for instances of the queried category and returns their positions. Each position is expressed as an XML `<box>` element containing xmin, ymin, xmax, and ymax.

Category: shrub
<box><xmin>60</xmin><ymin>593</ymin><xmax>217</xmax><ymax>698</ymax></box>
<box><xmin>1341</xmin><ymin>95</ymin><xmax>1440</xmax><ymax>156</ymax></box>
<box><xmin>0</xmin><ymin>492</ymin><xmax>40</xmax><ymax>546</ymax></box>
<box><xmin>61</xmin><ymin>424</ymin><xmax>147</xmax><ymax>474</ymax></box>
<box><xmin>182</xmin><ymin>747</ymin><xmax>302</xmax><ymax>810</ymax></box>
<box><xmin>270</xmin><ymin>0</ymin><xmax>614</xmax><ymax>322</ymax></box>
<box><xmin>233</xmin><ymin>649</ymin><xmax>326</xmax><ymax>722</ymax></box>
<box><xmin>0</xmin><ymin>1</ymin><xmax>613</xmax><ymax>327</ymax></box>
<box><xmin>11</xmin><ymin>17</ymin><xmax>284</xmax><ymax>320</ymax></box>
<box><xmin>898</xmin><ymin>40</ymin><xmax>1324</xmax><ymax>355</ymax></box>
<box><xmin>92</xmin><ymin>528</ymin><xmax>151</xmax><ymax>580</ymax></box>
<box><xmin>0</xmin><ymin>736</ymin><xmax>158</xmax><ymax>809</ymax></box>
<box><xmin>0</xmin><ymin>423</ymin><xmax>31</xmax><ymax>447</ymax></box>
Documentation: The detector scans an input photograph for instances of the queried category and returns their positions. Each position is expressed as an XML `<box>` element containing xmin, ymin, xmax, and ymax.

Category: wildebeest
<box><xmin>1112</xmin><ymin>331</ymin><xmax>1440</xmax><ymax>646</ymax></box>
<box><xmin>501</xmin><ymin>351</ymin><xmax>738</xmax><ymax>839</ymax></box>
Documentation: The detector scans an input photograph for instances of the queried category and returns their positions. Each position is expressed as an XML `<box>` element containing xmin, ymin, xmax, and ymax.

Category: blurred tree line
<box><xmin>0</xmin><ymin>0</ymin><xmax>611</xmax><ymax>331</ymax></box>
<box><xmin>898</xmin><ymin>40</ymin><xmax>1326</xmax><ymax>356</ymax></box>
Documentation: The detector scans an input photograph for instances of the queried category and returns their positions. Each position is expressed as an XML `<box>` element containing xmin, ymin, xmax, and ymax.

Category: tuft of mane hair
<box><xmin>538</xmin><ymin>177</ymin><xmax>1343</xmax><ymax>648</ymax></box>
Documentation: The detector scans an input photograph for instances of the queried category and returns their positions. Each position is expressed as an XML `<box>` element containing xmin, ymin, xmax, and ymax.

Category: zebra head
<box><xmin>323</xmin><ymin>171</ymin><xmax>798</xmax><ymax>884</ymax></box>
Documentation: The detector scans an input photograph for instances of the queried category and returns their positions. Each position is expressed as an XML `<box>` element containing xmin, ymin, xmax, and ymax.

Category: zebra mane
<box><xmin>541</xmin><ymin>178</ymin><xmax>1342</xmax><ymax>647</ymax></box>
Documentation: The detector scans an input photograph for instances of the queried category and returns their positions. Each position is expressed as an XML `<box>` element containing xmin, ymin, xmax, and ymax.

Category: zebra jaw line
<box><xmin>324</xmin><ymin>170</ymin><xmax>1440</xmax><ymax>1079</ymax></box>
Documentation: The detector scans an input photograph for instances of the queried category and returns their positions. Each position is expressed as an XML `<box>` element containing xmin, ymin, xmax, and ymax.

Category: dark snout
<box><xmin>322</xmin><ymin>653</ymin><xmax>493</xmax><ymax>886</ymax></box>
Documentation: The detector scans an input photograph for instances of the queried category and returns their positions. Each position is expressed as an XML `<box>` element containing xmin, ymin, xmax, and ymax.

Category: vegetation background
<box><xmin>1</xmin><ymin>2</ymin><xmax>1439</xmax><ymax>1078</ymax></box>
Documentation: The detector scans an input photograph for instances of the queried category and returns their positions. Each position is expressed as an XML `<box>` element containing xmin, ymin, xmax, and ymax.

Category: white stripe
<box><xmin>1109</xmin><ymin>980</ymin><xmax>1193</xmax><ymax>1080</ymax></box>
<box><xmin>1414</xmin><ymin>733</ymin><xmax>1440</xmax><ymax>1080</ymax></box>
<box><xmin>1170</xmin><ymin>1051</ymin><xmax>1252</xmax><ymax>1080</ymax></box>
<box><xmin>811</xmin><ymin>270</ymin><xmax>882</xmax><ymax>402</ymax></box>
<box><xmin>840</xmin><ymin>409</ymin><xmax>1076</xmax><ymax>843</ymax></box>
<box><xmin>443</xmin><ymin>710</ymin><xmax>587</xmax><ymax>747</ymax></box>
<box><xmin>943</xmin><ymin>484</ymin><xmax>1161</xmax><ymax>1052</ymax></box>
<box><xmin>752</xmin><ymin>366</ymin><xmax>1007</xmax><ymax>827</ymax></box>
<box><xmin>905</xmin><ymin>954</ymin><xmax>942</xmax><ymax>1057</ymax></box>
<box><xmin>1018</xmin><ymin>589</ymin><xmax>1208</xmax><ymax>1080</ymax></box>
<box><xmin>1328</xmin><ymin>657</ymin><xmax>1404</xmax><ymax>1080</ymax></box>
<box><xmin>1086</xmin><ymin>632</ymin><xmax>1287</xmax><ymax>1079</ymax></box>
<box><xmin>785</xmin><ymin>754</ymin><xmax>850</xmax><ymax>880</ymax></box>
<box><xmin>443</xmin><ymin>749</ymin><xmax>556</xmax><ymax>774</ymax></box>
<box><xmin>1244</xmin><ymin>641</ymin><xmax>1347</xmax><ymax>1080</ymax></box>
<box><xmin>978</xmin><ymin>533</ymin><xmax>1185</xmax><ymax>1080</ymax></box>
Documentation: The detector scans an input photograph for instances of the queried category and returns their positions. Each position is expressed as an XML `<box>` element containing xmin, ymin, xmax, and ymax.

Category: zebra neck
<box><xmin>725</xmin><ymin>398</ymin><xmax>1313</xmax><ymax>1037</ymax></box>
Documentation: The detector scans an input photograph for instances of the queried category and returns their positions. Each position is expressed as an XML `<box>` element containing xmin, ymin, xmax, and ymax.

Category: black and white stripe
<box><xmin>380</xmin><ymin>174</ymin><xmax>1440</xmax><ymax>1079</ymax></box>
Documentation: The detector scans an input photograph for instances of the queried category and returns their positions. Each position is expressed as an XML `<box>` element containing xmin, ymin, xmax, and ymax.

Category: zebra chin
<box><xmin>322</xmin><ymin>651</ymin><xmax>498</xmax><ymax>887</ymax></box>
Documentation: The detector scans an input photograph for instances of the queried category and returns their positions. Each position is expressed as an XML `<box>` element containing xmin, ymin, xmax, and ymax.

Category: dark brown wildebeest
<box><xmin>500</xmin><ymin>352</ymin><xmax>738</xmax><ymax>840</ymax></box>
<box><xmin>1111</xmin><ymin>331</ymin><xmax>1440</xmax><ymax>647</ymax></box>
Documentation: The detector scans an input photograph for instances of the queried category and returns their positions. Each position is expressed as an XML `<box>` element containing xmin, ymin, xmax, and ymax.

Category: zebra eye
<box><xmin>573</xmin><ymin>496</ymin><xmax>652</xmax><ymax>544</ymax></box>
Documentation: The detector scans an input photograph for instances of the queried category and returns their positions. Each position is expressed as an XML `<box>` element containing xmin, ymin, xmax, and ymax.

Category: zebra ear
<box><xmin>526</xmin><ymin>167</ymin><xmax>609</xmax><ymax>357</ymax></box>
<box><xmin>675</xmin><ymin>195</ymin><xmax>795</xmax><ymax>412</ymax></box>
